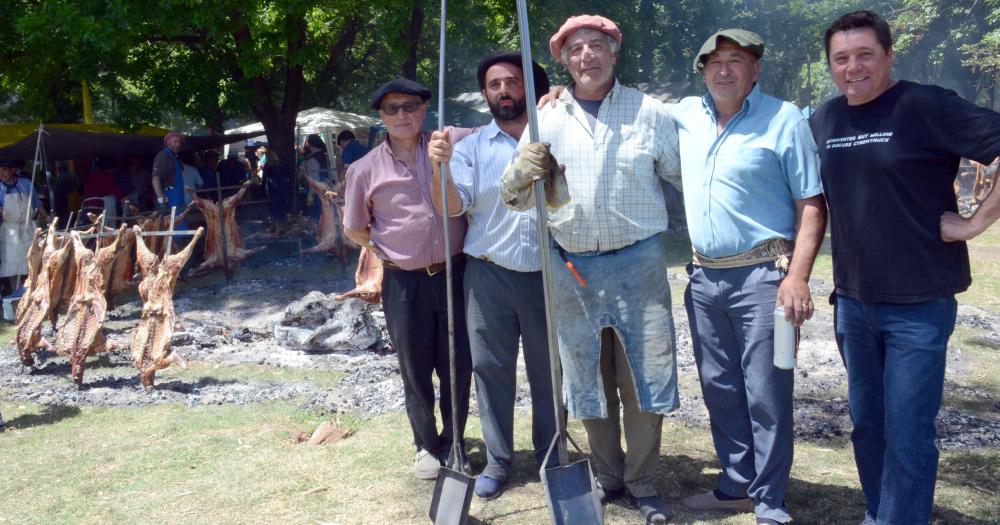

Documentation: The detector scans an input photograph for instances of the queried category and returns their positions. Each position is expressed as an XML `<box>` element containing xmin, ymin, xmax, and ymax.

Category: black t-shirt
<box><xmin>810</xmin><ymin>80</ymin><xmax>1000</xmax><ymax>303</ymax></box>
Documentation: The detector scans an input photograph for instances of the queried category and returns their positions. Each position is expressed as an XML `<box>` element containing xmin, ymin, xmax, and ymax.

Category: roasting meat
<box><xmin>87</xmin><ymin>215</ymin><xmax>139</xmax><ymax>300</ymax></box>
<box><xmin>15</xmin><ymin>220</ymin><xmax>55</xmax><ymax>328</ymax></box>
<box><xmin>14</xmin><ymin>221</ymin><xmax>72</xmax><ymax>366</ymax></box>
<box><xmin>299</xmin><ymin>178</ymin><xmax>351</xmax><ymax>263</ymax></box>
<box><xmin>131</xmin><ymin>225</ymin><xmax>205</xmax><ymax>388</ymax></box>
<box><xmin>187</xmin><ymin>183</ymin><xmax>263</xmax><ymax>277</ymax></box>
<box><xmin>24</xmin><ymin>227</ymin><xmax>45</xmax><ymax>289</ymax></box>
<box><xmin>334</xmin><ymin>247</ymin><xmax>383</xmax><ymax>304</ymax></box>
<box><xmin>55</xmin><ymin>227</ymin><xmax>125</xmax><ymax>386</ymax></box>
<box><xmin>135</xmin><ymin>207</ymin><xmax>193</xmax><ymax>257</ymax></box>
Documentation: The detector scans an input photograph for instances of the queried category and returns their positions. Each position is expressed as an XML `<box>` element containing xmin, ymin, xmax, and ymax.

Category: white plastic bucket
<box><xmin>3</xmin><ymin>296</ymin><xmax>18</xmax><ymax>322</ymax></box>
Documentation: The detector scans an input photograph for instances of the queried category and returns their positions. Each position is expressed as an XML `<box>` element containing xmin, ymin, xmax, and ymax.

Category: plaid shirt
<box><xmin>529</xmin><ymin>80</ymin><xmax>681</xmax><ymax>253</ymax></box>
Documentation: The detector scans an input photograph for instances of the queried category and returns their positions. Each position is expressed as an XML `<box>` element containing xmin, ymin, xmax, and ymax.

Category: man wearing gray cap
<box><xmin>342</xmin><ymin>78</ymin><xmax>474</xmax><ymax>480</ymax></box>
<box><xmin>669</xmin><ymin>30</ymin><xmax>826</xmax><ymax>524</ymax></box>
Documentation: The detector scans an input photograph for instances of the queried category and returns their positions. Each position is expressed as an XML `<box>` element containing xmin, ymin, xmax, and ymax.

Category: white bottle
<box><xmin>773</xmin><ymin>306</ymin><xmax>797</xmax><ymax>369</ymax></box>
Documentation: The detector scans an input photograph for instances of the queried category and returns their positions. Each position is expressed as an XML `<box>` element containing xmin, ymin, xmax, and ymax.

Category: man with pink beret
<box><xmin>503</xmin><ymin>14</ymin><xmax>681</xmax><ymax>524</ymax></box>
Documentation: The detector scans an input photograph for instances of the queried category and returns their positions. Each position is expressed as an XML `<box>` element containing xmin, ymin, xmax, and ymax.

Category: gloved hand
<box><xmin>156</xmin><ymin>198</ymin><xmax>169</xmax><ymax>216</ymax></box>
<box><xmin>501</xmin><ymin>142</ymin><xmax>570</xmax><ymax>210</ymax></box>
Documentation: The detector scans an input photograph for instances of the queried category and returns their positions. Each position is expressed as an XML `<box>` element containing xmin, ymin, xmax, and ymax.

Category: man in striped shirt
<box><xmin>503</xmin><ymin>15</ymin><xmax>681</xmax><ymax>524</ymax></box>
<box><xmin>342</xmin><ymin>78</ymin><xmax>474</xmax><ymax>480</ymax></box>
<box><xmin>427</xmin><ymin>52</ymin><xmax>556</xmax><ymax>501</ymax></box>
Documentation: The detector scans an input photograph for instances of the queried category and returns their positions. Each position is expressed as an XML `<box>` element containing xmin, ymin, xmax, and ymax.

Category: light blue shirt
<box><xmin>0</xmin><ymin>177</ymin><xmax>41</xmax><ymax>210</ymax></box>
<box><xmin>670</xmin><ymin>85</ymin><xmax>823</xmax><ymax>258</ymax></box>
<box><xmin>451</xmin><ymin>120</ymin><xmax>540</xmax><ymax>272</ymax></box>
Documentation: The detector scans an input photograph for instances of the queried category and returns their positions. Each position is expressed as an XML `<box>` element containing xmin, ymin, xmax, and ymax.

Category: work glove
<box><xmin>501</xmin><ymin>142</ymin><xmax>570</xmax><ymax>211</ymax></box>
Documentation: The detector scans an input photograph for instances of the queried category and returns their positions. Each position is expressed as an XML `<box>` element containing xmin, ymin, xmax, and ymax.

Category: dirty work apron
<box><xmin>0</xmin><ymin>190</ymin><xmax>35</xmax><ymax>278</ymax></box>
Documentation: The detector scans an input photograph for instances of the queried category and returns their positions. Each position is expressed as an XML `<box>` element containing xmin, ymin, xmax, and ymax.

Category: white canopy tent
<box><xmin>224</xmin><ymin>107</ymin><xmax>382</xmax><ymax>165</ymax></box>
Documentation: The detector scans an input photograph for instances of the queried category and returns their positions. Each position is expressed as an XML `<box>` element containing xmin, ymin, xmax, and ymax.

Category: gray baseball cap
<box><xmin>694</xmin><ymin>29</ymin><xmax>764</xmax><ymax>72</ymax></box>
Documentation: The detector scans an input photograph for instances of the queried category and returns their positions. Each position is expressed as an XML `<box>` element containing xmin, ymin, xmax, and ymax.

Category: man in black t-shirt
<box><xmin>810</xmin><ymin>11</ymin><xmax>1000</xmax><ymax>525</ymax></box>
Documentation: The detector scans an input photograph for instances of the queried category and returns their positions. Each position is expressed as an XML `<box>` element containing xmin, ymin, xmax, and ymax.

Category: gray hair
<box><xmin>560</xmin><ymin>28</ymin><xmax>620</xmax><ymax>63</ymax></box>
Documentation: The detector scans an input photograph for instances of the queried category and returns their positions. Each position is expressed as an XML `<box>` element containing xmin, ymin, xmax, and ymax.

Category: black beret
<box><xmin>476</xmin><ymin>52</ymin><xmax>551</xmax><ymax>103</ymax></box>
<box><xmin>0</xmin><ymin>159</ymin><xmax>19</xmax><ymax>168</ymax></box>
<box><xmin>370</xmin><ymin>78</ymin><xmax>432</xmax><ymax>110</ymax></box>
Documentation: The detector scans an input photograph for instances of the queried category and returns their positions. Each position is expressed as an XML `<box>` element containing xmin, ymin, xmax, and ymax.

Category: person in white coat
<box><xmin>0</xmin><ymin>159</ymin><xmax>48</xmax><ymax>294</ymax></box>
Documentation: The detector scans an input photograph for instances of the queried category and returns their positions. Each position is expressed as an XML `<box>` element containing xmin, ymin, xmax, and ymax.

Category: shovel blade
<box><xmin>429</xmin><ymin>467</ymin><xmax>475</xmax><ymax>525</ymax></box>
<box><xmin>541</xmin><ymin>459</ymin><xmax>603</xmax><ymax>525</ymax></box>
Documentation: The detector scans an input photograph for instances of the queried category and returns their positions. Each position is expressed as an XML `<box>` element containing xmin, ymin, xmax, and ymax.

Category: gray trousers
<box><xmin>581</xmin><ymin>329</ymin><xmax>664</xmax><ymax>498</ymax></box>
<box><xmin>684</xmin><ymin>262</ymin><xmax>793</xmax><ymax>523</ymax></box>
<box><xmin>464</xmin><ymin>257</ymin><xmax>556</xmax><ymax>481</ymax></box>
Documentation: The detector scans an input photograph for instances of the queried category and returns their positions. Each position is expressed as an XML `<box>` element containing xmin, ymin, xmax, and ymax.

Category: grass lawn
<box><xmin>0</xmin><ymin>227</ymin><xmax>997</xmax><ymax>524</ymax></box>
<box><xmin>0</xmin><ymin>401</ymin><xmax>996</xmax><ymax>525</ymax></box>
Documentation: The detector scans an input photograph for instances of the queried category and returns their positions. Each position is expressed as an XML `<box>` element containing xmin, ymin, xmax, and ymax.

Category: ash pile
<box><xmin>273</xmin><ymin>292</ymin><xmax>391</xmax><ymax>354</ymax></box>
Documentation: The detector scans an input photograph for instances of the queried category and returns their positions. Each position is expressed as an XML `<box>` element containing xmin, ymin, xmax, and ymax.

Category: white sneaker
<box><xmin>414</xmin><ymin>449</ymin><xmax>442</xmax><ymax>480</ymax></box>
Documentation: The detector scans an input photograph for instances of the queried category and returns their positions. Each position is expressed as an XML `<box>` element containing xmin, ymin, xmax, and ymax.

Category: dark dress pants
<box><xmin>381</xmin><ymin>260</ymin><xmax>472</xmax><ymax>457</ymax></box>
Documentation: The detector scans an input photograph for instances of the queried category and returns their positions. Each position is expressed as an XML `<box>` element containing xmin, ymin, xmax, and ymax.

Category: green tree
<box><xmin>892</xmin><ymin>0</ymin><xmax>998</xmax><ymax>108</ymax></box>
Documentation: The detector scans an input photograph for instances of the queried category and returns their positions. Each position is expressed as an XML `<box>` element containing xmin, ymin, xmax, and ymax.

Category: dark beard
<box><xmin>488</xmin><ymin>96</ymin><xmax>526</xmax><ymax>122</ymax></box>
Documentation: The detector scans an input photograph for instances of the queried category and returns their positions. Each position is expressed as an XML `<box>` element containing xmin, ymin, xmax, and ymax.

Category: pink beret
<box><xmin>163</xmin><ymin>130</ymin><xmax>185</xmax><ymax>145</ymax></box>
<box><xmin>549</xmin><ymin>14</ymin><xmax>622</xmax><ymax>61</ymax></box>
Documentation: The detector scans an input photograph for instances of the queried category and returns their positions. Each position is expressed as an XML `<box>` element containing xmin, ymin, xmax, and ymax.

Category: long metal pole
<box><xmin>25</xmin><ymin>124</ymin><xmax>44</xmax><ymax>225</ymax></box>
<box><xmin>437</xmin><ymin>0</ymin><xmax>462</xmax><ymax>471</ymax></box>
<box><xmin>516</xmin><ymin>0</ymin><xmax>567</xmax><ymax>465</ymax></box>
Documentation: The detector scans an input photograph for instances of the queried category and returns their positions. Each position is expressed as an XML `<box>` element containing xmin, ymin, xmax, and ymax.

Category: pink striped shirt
<box><xmin>343</xmin><ymin>128</ymin><xmax>472</xmax><ymax>270</ymax></box>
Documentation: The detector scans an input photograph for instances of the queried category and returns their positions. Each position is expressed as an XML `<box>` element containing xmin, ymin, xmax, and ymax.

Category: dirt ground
<box><xmin>2</xmin><ymin>209</ymin><xmax>998</xmax><ymax>450</ymax></box>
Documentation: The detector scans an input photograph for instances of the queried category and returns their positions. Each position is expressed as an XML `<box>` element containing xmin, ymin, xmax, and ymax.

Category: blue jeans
<box><xmin>835</xmin><ymin>294</ymin><xmax>957</xmax><ymax>525</ymax></box>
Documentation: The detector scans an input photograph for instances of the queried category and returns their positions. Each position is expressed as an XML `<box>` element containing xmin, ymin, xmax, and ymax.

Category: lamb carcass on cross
<box><xmin>299</xmin><ymin>177</ymin><xmax>353</xmax><ymax>263</ymax></box>
<box><xmin>13</xmin><ymin>223</ymin><xmax>48</xmax><ymax>331</ymax></box>
<box><xmin>14</xmin><ymin>220</ymin><xmax>72</xmax><ymax>366</ymax></box>
<box><xmin>131</xmin><ymin>225</ymin><xmax>204</xmax><ymax>388</ymax></box>
<box><xmin>187</xmin><ymin>183</ymin><xmax>263</xmax><ymax>277</ymax></box>
<box><xmin>47</xmin><ymin>213</ymin><xmax>112</xmax><ymax>328</ymax></box>
<box><xmin>334</xmin><ymin>247</ymin><xmax>383</xmax><ymax>303</ymax></box>
<box><xmin>55</xmin><ymin>227</ymin><xmax>125</xmax><ymax>386</ymax></box>
<box><xmin>86</xmin><ymin>213</ymin><xmax>139</xmax><ymax>301</ymax></box>
<box><xmin>138</xmin><ymin>207</ymin><xmax>194</xmax><ymax>257</ymax></box>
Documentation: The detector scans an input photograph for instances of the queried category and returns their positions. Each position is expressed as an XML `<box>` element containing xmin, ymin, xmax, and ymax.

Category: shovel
<box><xmin>515</xmin><ymin>1</ymin><xmax>603</xmax><ymax>523</ymax></box>
<box><xmin>428</xmin><ymin>1</ymin><xmax>475</xmax><ymax>523</ymax></box>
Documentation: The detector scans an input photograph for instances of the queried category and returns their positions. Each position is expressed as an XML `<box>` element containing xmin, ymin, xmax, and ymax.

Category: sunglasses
<box><xmin>380</xmin><ymin>100</ymin><xmax>423</xmax><ymax>115</ymax></box>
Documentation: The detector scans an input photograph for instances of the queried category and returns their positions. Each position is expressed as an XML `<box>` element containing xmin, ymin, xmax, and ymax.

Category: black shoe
<box><xmin>597</xmin><ymin>483</ymin><xmax>627</xmax><ymax>505</ymax></box>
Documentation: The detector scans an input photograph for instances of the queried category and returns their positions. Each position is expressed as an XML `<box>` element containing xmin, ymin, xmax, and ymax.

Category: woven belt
<box><xmin>692</xmin><ymin>238</ymin><xmax>794</xmax><ymax>270</ymax></box>
<box><xmin>382</xmin><ymin>253</ymin><xmax>466</xmax><ymax>276</ymax></box>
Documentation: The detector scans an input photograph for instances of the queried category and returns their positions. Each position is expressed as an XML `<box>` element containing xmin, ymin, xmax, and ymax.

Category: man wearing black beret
<box><xmin>342</xmin><ymin>78</ymin><xmax>475</xmax><ymax>480</ymax></box>
<box><xmin>427</xmin><ymin>52</ymin><xmax>555</xmax><ymax>500</ymax></box>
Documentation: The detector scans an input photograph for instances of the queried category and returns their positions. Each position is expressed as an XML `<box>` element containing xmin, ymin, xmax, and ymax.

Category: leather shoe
<box><xmin>596</xmin><ymin>483</ymin><xmax>627</xmax><ymax>505</ymax></box>
<box><xmin>413</xmin><ymin>449</ymin><xmax>441</xmax><ymax>480</ymax></box>
<box><xmin>474</xmin><ymin>475</ymin><xmax>505</xmax><ymax>500</ymax></box>
<box><xmin>682</xmin><ymin>491</ymin><xmax>754</xmax><ymax>513</ymax></box>
<box><xmin>635</xmin><ymin>495</ymin><xmax>673</xmax><ymax>524</ymax></box>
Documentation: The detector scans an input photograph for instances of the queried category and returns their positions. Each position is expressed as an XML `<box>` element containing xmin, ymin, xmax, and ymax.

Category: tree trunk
<box><xmin>314</xmin><ymin>16</ymin><xmax>364</xmax><ymax>107</ymax></box>
<box><xmin>400</xmin><ymin>5</ymin><xmax>424</xmax><ymax>80</ymax></box>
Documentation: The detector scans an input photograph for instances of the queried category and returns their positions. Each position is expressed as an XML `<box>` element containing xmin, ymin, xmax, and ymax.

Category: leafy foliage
<box><xmin>1</xmin><ymin>0</ymin><xmax>997</xmax><ymax>154</ymax></box>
